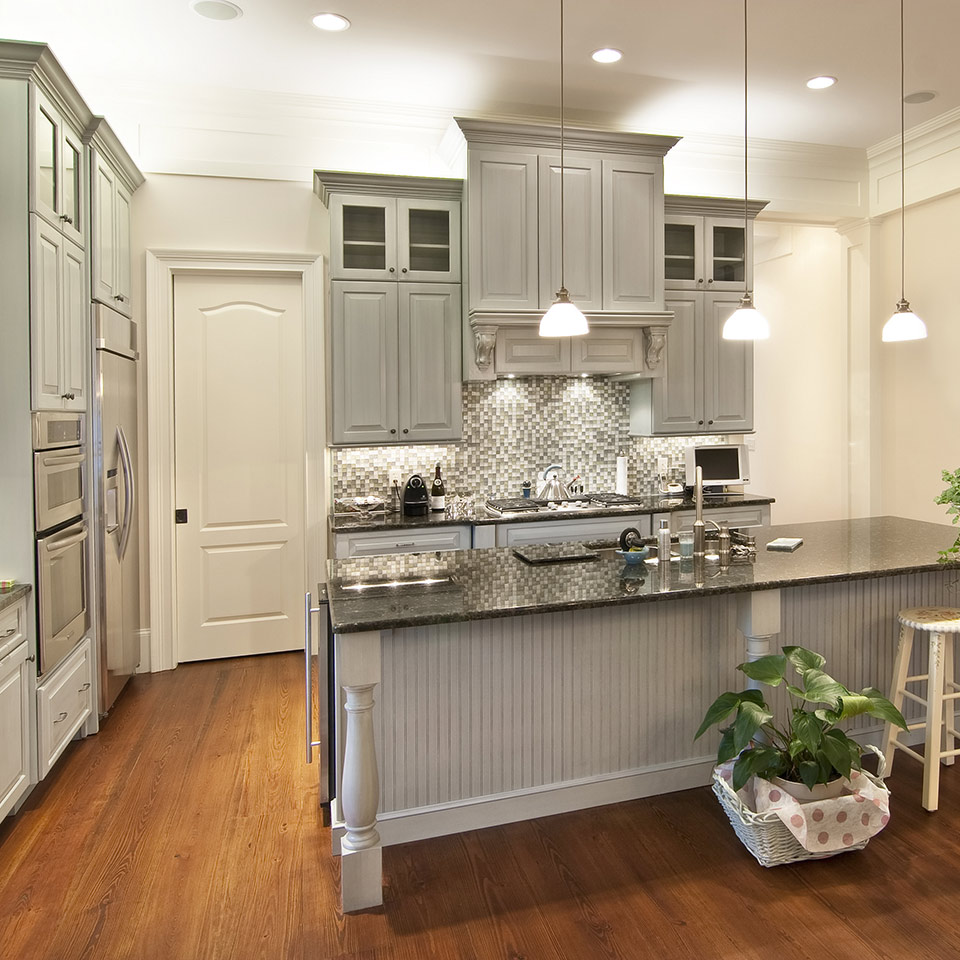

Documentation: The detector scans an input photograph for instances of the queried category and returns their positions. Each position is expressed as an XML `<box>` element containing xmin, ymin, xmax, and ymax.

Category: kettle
<box><xmin>535</xmin><ymin>464</ymin><xmax>571</xmax><ymax>501</ymax></box>
<box><xmin>402</xmin><ymin>474</ymin><xmax>430</xmax><ymax>516</ymax></box>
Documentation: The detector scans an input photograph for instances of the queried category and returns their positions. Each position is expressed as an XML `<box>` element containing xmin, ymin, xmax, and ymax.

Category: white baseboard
<box><xmin>136</xmin><ymin>628</ymin><xmax>152</xmax><ymax>674</ymax></box>
<box><xmin>331</xmin><ymin>755</ymin><xmax>717</xmax><ymax>854</ymax></box>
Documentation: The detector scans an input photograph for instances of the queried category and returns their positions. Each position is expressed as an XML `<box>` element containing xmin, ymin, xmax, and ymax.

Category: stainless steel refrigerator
<box><xmin>93</xmin><ymin>304</ymin><xmax>141</xmax><ymax>714</ymax></box>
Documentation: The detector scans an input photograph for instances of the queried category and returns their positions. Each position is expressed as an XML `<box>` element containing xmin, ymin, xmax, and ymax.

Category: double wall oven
<box><xmin>33</xmin><ymin>411</ymin><xmax>89</xmax><ymax>677</ymax></box>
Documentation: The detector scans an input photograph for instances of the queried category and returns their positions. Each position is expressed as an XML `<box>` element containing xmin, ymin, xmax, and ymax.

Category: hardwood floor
<box><xmin>2</xmin><ymin>651</ymin><xmax>960</xmax><ymax>960</ymax></box>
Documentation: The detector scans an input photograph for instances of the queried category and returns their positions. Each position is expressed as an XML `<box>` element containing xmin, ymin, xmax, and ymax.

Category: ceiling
<box><xmin>2</xmin><ymin>0</ymin><xmax>958</xmax><ymax>171</ymax></box>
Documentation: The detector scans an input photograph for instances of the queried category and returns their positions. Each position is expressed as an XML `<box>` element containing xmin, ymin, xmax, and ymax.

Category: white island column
<box><xmin>336</xmin><ymin>629</ymin><xmax>383</xmax><ymax>912</ymax></box>
<box><xmin>737</xmin><ymin>589</ymin><xmax>782</xmax><ymax>686</ymax></box>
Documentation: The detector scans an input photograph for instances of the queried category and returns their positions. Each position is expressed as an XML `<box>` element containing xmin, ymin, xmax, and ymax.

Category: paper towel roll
<box><xmin>615</xmin><ymin>455</ymin><xmax>628</xmax><ymax>495</ymax></box>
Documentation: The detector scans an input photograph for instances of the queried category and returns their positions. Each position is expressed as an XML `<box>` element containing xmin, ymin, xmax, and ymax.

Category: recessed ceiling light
<box><xmin>312</xmin><ymin>12</ymin><xmax>351</xmax><ymax>31</ymax></box>
<box><xmin>806</xmin><ymin>76</ymin><xmax>837</xmax><ymax>90</ymax></box>
<box><xmin>591</xmin><ymin>48</ymin><xmax>622</xmax><ymax>64</ymax></box>
<box><xmin>190</xmin><ymin>0</ymin><xmax>243</xmax><ymax>20</ymax></box>
<box><xmin>904</xmin><ymin>90</ymin><xmax>936</xmax><ymax>104</ymax></box>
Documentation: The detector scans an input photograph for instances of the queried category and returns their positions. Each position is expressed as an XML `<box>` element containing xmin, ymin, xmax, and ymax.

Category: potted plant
<box><xmin>935</xmin><ymin>467</ymin><xmax>960</xmax><ymax>562</ymax></box>
<box><xmin>696</xmin><ymin>645</ymin><xmax>907</xmax><ymax>799</ymax></box>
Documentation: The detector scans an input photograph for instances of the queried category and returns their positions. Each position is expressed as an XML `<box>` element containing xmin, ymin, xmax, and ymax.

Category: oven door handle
<box><xmin>43</xmin><ymin>523</ymin><xmax>88</xmax><ymax>555</ymax></box>
<box><xmin>39</xmin><ymin>451</ymin><xmax>85</xmax><ymax>466</ymax></box>
<box><xmin>117</xmin><ymin>426</ymin><xmax>135</xmax><ymax>561</ymax></box>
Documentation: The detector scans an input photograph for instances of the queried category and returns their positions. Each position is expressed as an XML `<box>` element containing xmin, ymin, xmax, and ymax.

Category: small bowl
<box><xmin>615</xmin><ymin>547</ymin><xmax>649</xmax><ymax>564</ymax></box>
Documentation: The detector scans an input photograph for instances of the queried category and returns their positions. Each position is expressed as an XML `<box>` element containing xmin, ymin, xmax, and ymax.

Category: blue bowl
<box><xmin>615</xmin><ymin>547</ymin><xmax>649</xmax><ymax>564</ymax></box>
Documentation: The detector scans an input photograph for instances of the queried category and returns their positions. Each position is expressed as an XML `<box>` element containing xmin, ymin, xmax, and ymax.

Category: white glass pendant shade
<box><xmin>721</xmin><ymin>293</ymin><xmax>769</xmax><ymax>340</ymax></box>
<box><xmin>882</xmin><ymin>298</ymin><xmax>927</xmax><ymax>342</ymax></box>
<box><xmin>539</xmin><ymin>288</ymin><xmax>589</xmax><ymax>337</ymax></box>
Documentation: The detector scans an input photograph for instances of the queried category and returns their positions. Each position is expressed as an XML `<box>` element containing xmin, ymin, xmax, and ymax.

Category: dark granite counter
<box><xmin>331</xmin><ymin>492</ymin><xmax>776</xmax><ymax>534</ymax></box>
<box><xmin>0</xmin><ymin>583</ymin><xmax>31</xmax><ymax>615</ymax></box>
<box><xmin>327</xmin><ymin>516</ymin><xmax>960</xmax><ymax>633</ymax></box>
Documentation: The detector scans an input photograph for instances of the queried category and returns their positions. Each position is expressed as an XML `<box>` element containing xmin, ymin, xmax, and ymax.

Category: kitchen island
<box><xmin>325</xmin><ymin>516</ymin><xmax>960</xmax><ymax>910</ymax></box>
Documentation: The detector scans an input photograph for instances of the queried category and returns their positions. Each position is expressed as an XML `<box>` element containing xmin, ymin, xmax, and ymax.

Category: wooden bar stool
<box><xmin>883</xmin><ymin>607</ymin><xmax>960</xmax><ymax>811</ymax></box>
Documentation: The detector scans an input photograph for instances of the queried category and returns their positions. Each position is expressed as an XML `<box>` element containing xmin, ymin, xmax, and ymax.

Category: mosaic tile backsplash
<box><xmin>331</xmin><ymin>379</ymin><xmax>733</xmax><ymax>504</ymax></box>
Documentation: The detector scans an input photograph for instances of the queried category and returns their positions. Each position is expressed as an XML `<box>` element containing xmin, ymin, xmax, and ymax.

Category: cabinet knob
<box><xmin>401</xmin><ymin>267</ymin><xmax>407</xmax><ymax>274</ymax></box>
<box><xmin>389</xmin><ymin>428</ymin><xmax>397</xmax><ymax>434</ymax></box>
<box><xmin>26</xmin><ymin>654</ymin><xmax>36</xmax><ymax>663</ymax></box>
<box><xmin>389</xmin><ymin>267</ymin><xmax>395</xmax><ymax>273</ymax></box>
<box><xmin>114</xmin><ymin>294</ymin><xmax>126</xmax><ymax>302</ymax></box>
<box><xmin>697</xmin><ymin>278</ymin><xmax>704</xmax><ymax>284</ymax></box>
<box><xmin>59</xmin><ymin>214</ymin><xmax>73</xmax><ymax>224</ymax></box>
<box><xmin>61</xmin><ymin>392</ymin><xmax>75</xmax><ymax>401</ymax></box>
<box><xmin>707</xmin><ymin>278</ymin><xmax>714</xmax><ymax>284</ymax></box>
<box><xmin>402</xmin><ymin>428</ymin><xmax>409</xmax><ymax>434</ymax></box>
<box><xmin>708</xmin><ymin>420</ymin><xmax>714</xmax><ymax>425</ymax></box>
<box><xmin>698</xmin><ymin>420</ymin><xmax>704</xmax><ymax>426</ymax></box>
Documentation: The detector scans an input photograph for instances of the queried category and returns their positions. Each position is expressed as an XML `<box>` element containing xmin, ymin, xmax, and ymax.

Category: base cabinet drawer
<box><xmin>335</xmin><ymin>525</ymin><xmax>472</xmax><ymax>559</ymax></box>
<box><xmin>495</xmin><ymin>515</ymin><xmax>652</xmax><ymax>548</ymax></box>
<box><xmin>659</xmin><ymin>503</ymin><xmax>771</xmax><ymax>534</ymax></box>
<box><xmin>37</xmin><ymin>637</ymin><xmax>93</xmax><ymax>778</ymax></box>
<box><xmin>0</xmin><ymin>640</ymin><xmax>32</xmax><ymax>820</ymax></box>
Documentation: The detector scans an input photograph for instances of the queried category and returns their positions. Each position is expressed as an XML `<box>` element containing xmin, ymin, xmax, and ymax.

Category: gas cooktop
<box><xmin>485</xmin><ymin>493</ymin><xmax>650</xmax><ymax>516</ymax></box>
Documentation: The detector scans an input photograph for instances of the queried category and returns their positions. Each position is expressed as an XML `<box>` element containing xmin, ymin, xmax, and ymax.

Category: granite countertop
<box><xmin>330</xmin><ymin>492</ymin><xmax>776</xmax><ymax>533</ymax></box>
<box><xmin>0</xmin><ymin>583</ymin><xmax>32</xmax><ymax>615</ymax></box>
<box><xmin>326</xmin><ymin>516</ymin><xmax>960</xmax><ymax>633</ymax></box>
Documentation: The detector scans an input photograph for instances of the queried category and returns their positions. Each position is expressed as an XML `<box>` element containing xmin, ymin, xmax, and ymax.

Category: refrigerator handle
<box><xmin>117</xmin><ymin>425</ymin><xmax>135</xmax><ymax>561</ymax></box>
<box><xmin>304</xmin><ymin>592</ymin><xmax>324</xmax><ymax>764</ymax></box>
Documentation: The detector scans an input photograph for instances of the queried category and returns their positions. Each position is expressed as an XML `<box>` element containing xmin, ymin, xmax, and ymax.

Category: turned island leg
<box><xmin>736</xmin><ymin>590</ymin><xmax>782</xmax><ymax>688</ymax></box>
<box><xmin>336</xmin><ymin>630</ymin><xmax>383</xmax><ymax>912</ymax></box>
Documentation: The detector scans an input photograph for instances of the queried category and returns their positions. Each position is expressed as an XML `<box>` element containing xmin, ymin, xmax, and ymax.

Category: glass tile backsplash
<box><xmin>331</xmin><ymin>379</ymin><xmax>731</xmax><ymax>503</ymax></box>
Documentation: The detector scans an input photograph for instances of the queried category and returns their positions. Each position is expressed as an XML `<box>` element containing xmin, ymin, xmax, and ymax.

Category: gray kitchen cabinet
<box><xmin>493</xmin><ymin>514</ymin><xmax>652</xmax><ymax>548</ymax></box>
<box><xmin>467</xmin><ymin>149</ymin><xmax>541</xmax><ymax>311</ymax></box>
<box><xmin>657</xmin><ymin>502</ymin><xmax>771</xmax><ymax>535</ymax></box>
<box><xmin>30</xmin><ymin>215</ymin><xmax>87</xmax><ymax>411</ymax></box>
<box><xmin>331</xmin><ymin>281</ymin><xmax>461</xmax><ymax>445</ymax></box>
<box><xmin>89</xmin><ymin>130</ymin><xmax>136</xmax><ymax>317</ymax></box>
<box><xmin>328</xmin><ymin>193</ymin><xmax>460</xmax><ymax>283</ymax></box>
<box><xmin>334</xmin><ymin>525</ymin><xmax>472</xmax><ymax>559</ymax></box>
<box><xmin>629</xmin><ymin>292</ymin><xmax>752</xmax><ymax>435</ymax></box>
<box><xmin>0</xmin><ymin>598</ymin><xmax>32</xmax><ymax>821</ymax></box>
<box><xmin>317</xmin><ymin>172</ymin><xmax>464</xmax><ymax>446</ymax></box>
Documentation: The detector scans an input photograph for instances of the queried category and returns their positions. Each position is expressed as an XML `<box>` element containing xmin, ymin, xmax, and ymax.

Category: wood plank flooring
<box><xmin>2</xmin><ymin>651</ymin><xmax>960</xmax><ymax>960</ymax></box>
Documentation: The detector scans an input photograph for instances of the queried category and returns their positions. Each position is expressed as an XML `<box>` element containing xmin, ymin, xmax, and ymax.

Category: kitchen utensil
<box><xmin>535</xmin><ymin>468</ymin><xmax>572</xmax><ymax>501</ymax></box>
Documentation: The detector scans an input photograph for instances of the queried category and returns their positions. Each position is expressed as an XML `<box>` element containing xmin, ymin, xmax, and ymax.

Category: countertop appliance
<box><xmin>486</xmin><ymin>492</ymin><xmax>650</xmax><ymax>517</ymax></box>
<box><xmin>684</xmin><ymin>443</ymin><xmax>750</xmax><ymax>491</ymax></box>
<box><xmin>93</xmin><ymin>304</ymin><xmax>141</xmax><ymax>714</ymax></box>
<box><xmin>402</xmin><ymin>474</ymin><xmax>429</xmax><ymax>517</ymax></box>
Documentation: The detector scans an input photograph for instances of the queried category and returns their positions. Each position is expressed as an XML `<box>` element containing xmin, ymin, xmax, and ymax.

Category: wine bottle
<box><xmin>429</xmin><ymin>463</ymin><xmax>446</xmax><ymax>512</ymax></box>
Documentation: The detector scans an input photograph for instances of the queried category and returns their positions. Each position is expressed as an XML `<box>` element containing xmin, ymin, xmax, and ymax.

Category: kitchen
<box><xmin>2</xmin><ymin>0</ymin><xmax>960</xmax><ymax>956</ymax></box>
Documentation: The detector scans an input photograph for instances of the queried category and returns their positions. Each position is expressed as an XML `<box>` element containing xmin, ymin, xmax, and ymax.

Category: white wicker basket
<box><xmin>711</xmin><ymin>746</ymin><xmax>887</xmax><ymax>868</ymax></box>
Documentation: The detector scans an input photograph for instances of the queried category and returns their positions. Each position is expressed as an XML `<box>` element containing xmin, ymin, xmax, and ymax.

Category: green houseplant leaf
<box><xmin>737</xmin><ymin>655</ymin><xmax>787</xmax><ymax>687</ymax></box>
<box><xmin>694</xmin><ymin>689</ymin><xmax>765</xmax><ymax>740</ymax></box>
<box><xmin>783</xmin><ymin>646</ymin><xmax>826</xmax><ymax>673</ymax></box>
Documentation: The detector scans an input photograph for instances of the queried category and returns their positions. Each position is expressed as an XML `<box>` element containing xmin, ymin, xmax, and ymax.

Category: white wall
<box><xmin>880</xmin><ymin>190</ymin><xmax>960</xmax><ymax>526</ymax></box>
<box><xmin>749</xmin><ymin>222</ymin><xmax>847</xmax><ymax>525</ymax></box>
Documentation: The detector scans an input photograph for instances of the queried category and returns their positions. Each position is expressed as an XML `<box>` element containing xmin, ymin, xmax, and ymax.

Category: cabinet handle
<box><xmin>53</xmin><ymin>711</ymin><xmax>69</xmax><ymax>724</ymax></box>
<box><xmin>395</xmin><ymin>542</ymin><xmax>416</xmax><ymax>548</ymax></box>
<box><xmin>0</xmin><ymin>627</ymin><xmax>15</xmax><ymax>639</ymax></box>
<box><xmin>389</xmin><ymin>428</ymin><xmax>397</xmax><ymax>434</ymax></box>
<box><xmin>59</xmin><ymin>214</ymin><xmax>73</xmax><ymax>224</ymax></box>
<box><xmin>79</xmin><ymin>682</ymin><xmax>91</xmax><ymax>691</ymax></box>
<box><xmin>61</xmin><ymin>392</ymin><xmax>75</xmax><ymax>401</ymax></box>
<box><xmin>113</xmin><ymin>294</ymin><xmax>126</xmax><ymax>303</ymax></box>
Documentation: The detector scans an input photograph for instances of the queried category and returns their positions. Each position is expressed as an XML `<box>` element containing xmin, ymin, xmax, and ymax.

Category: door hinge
<box><xmin>175</xmin><ymin>508</ymin><xmax>188</xmax><ymax>524</ymax></box>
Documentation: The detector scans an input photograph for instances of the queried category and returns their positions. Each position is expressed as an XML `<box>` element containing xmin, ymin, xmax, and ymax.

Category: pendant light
<box><xmin>539</xmin><ymin>0</ymin><xmax>589</xmax><ymax>338</ymax></box>
<box><xmin>881</xmin><ymin>0</ymin><xmax>927</xmax><ymax>342</ymax></box>
<box><xmin>722</xmin><ymin>0</ymin><xmax>769</xmax><ymax>341</ymax></box>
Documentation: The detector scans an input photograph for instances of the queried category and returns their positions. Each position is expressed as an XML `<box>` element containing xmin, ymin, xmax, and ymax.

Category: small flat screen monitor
<box><xmin>684</xmin><ymin>443</ymin><xmax>750</xmax><ymax>489</ymax></box>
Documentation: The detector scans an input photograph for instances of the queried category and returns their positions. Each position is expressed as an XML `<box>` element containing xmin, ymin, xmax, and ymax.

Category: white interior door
<box><xmin>174</xmin><ymin>274</ymin><xmax>305</xmax><ymax>662</ymax></box>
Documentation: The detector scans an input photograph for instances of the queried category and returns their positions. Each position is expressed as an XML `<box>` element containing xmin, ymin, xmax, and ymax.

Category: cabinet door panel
<box><xmin>62</xmin><ymin>238</ymin><xmax>86</xmax><ymax>410</ymax></box>
<box><xmin>31</xmin><ymin>217</ymin><xmax>64</xmax><ymax>409</ymax></box>
<box><xmin>495</xmin><ymin>327</ymin><xmax>570</xmax><ymax>375</ymax></box>
<box><xmin>114</xmin><ymin>182</ymin><xmax>132</xmax><ymax>316</ymax></box>
<box><xmin>330</xmin><ymin>195</ymin><xmax>398</xmax><ymax>281</ymax></box>
<box><xmin>398</xmin><ymin>199</ymin><xmax>460</xmax><ymax>282</ymax></box>
<box><xmin>538</xmin><ymin>155</ymin><xmax>602</xmax><ymax>310</ymax></box>
<box><xmin>602</xmin><ymin>158</ymin><xmax>663</xmax><ymax>309</ymax></box>
<box><xmin>32</xmin><ymin>92</ymin><xmax>59</xmax><ymax>227</ymax></box>
<box><xmin>0</xmin><ymin>641</ymin><xmax>31</xmax><ymax>821</ymax></box>
<box><xmin>571</xmin><ymin>328</ymin><xmax>644</xmax><ymax>375</ymax></box>
<box><xmin>652</xmin><ymin>294</ymin><xmax>702</xmax><ymax>434</ymax></box>
<box><xmin>468</xmin><ymin>151</ymin><xmax>539</xmax><ymax>310</ymax></box>
<box><xmin>60</xmin><ymin>122</ymin><xmax>85</xmax><ymax>246</ymax></box>
<box><xmin>93</xmin><ymin>158</ymin><xmax>116</xmax><ymax>304</ymax></box>
<box><xmin>703</xmin><ymin>293</ymin><xmax>753</xmax><ymax>432</ymax></box>
<box><xmin>705</xmin><ymin>217</ymin><xmax>752</xmax><ymax>291</ymax></box>
<box><xmin>332</xmin><ymin>282</ymin><xmax>399</xmax><ymax>444</ymax></box>
<box><xmin>664</xmin><ymin>215</ymin><xmax>704</xmax><ymax>291</ymax></box>
<box><xmin>399</xmin><ymin>284</ymin><xmax>461</xmax><ymax>441</ymax></box>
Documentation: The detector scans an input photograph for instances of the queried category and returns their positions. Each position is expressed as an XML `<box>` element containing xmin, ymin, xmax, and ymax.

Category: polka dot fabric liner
<box><xmin>716</xmin><ymin>759</ymin><xmax>891</xmax><ymax>853</ymax></box>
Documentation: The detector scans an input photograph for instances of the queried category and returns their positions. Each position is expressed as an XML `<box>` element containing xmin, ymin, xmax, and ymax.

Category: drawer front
<box><xmin>0</xmin><ymin>603</ymin><xmax>25</xmax><ymax>661</ymax></box>
<box><xmin>496</xmin><ymin>514</ymin><xmax>651</xmax><ymax>548</ymax></box>
<box><xmin>0</xmin><ymin>641</ymin><xmax>31</xmax><ymax>820</ymax></box>
<box><xmin>495</xmin><ymin>328</ymin><xmax>570</xmax><ymax>375</ymax></box>
<box><xmin>570</xmin><ymin>328</ymin><xmax>645</xmax><ymax>375</ymax></box>
<box><xmin>336</xmin><ymin>525</ymin><xmax>472</xmax><ymax>558</ymax></box>
<box><xmin>37</xmin><ymin>637</ymin><xmax>93</xmax><ymax>778</ymax></box>
<box><xmin>662</xmin><ymin>503</ymin><xmax>771</xmax><ymax>533</ymax></box>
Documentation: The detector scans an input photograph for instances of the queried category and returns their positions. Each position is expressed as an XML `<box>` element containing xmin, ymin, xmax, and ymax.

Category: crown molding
<box><xmin>85</xmin><ymin>116</ymin><xmax>144</xmax><ymax>189</ymax></box>
<box><xmin>664</xmin><ymin>195</ymin><xmax>768</xmax><ymax>219</ymax></box>
<box><xmin>313</xmin><ymin>170</ymin><xmax>462</xmax><ymax>204</ymax></box>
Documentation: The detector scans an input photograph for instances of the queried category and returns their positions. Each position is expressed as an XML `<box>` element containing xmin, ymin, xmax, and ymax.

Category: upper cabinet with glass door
<box><xmin>320</xmin><ymin>174</ymin><xmax>461</xmax><ymax>283</ymax></box>
<box><xmin>31</xmin><ymin>88</ymin><xmax>85</xmax><ymax>248</ymax></box>
<box><xmin>663</xmin><ymin>196</ymin><xmax>767</xmax><ymax>293</ymax></box>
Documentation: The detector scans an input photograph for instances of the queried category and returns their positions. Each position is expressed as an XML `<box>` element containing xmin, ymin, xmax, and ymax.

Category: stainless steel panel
<box><xmin>33</xmin><ymin>446</ymin><xmax>85</xmax><ymax>531</ymax></box>
<box><xmin>95</xmin><ymin>302</ymin><xmax>139</xmax><ymax>360</ymax></box>
<box><xmin>37</xmin><ymin>519</ymin><xmax>88</xmax><ymax>676</ymax></box>
<box><xmin>32</xmin><ymin>410</ymin><xmax>85</xmax><ymax>450</ymax></box>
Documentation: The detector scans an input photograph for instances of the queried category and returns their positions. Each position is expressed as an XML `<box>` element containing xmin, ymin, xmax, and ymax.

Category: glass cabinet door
<box><xmin>397</xmin><ymin>199</ymin><xmax>460</xmax><ymax>282</ymax></box>
<box><xmin>705</xmin><ymin>219</ymin><xmax>748</xmax><ymax>290</ymax></box>
<box><xmin>59</xmin><ymin>127</ymin><xmax>84</xmax><ymax>246</ymax></box>
<box><xmin>663</xmin><ymin>215</ymin><xmax>703</xmax><ymax>290</ymax></box>
<box><xmin>35</xmin><ymin>102</ymin><xmax>59</xmax><ymax>220</ymax></box>
<box><xmin>331</xmin><ymin>196</ymin><xmax>398</xmax><ymax>280</ymax></box>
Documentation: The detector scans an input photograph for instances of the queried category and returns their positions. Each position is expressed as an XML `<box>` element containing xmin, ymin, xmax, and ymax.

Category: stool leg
<box><xmin>944</xmin><ymin>634</ymin><xmax>955</xmax><ymax>767</ymax></box>
<box><xmin>884</xmin><ymin>624</ymin><xmax>914</xmax><ymax>776</ymax></box>
<box><xmin>923</xmin><ymin>631</ymin><xmax>946</xmax><ymax>812</ymax></box>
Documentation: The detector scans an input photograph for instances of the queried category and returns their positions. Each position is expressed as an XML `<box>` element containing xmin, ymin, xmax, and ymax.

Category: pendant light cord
<box><xmin>743</xmin><ymin>0</ymin><xmax>749</xmax><ymax>297</ymax></box>
<box><xmin>559</xmin><ymin>0</ymin><xmax>566</xmax><ymax>292</ymax></box>
<box><xmin>899</xmin><ymin>0</ymin><xmax>905</xmax><ymax>302</ymax></box>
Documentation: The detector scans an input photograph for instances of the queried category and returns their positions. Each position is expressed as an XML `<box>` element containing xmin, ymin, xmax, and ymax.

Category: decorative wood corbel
<box><xmin>643</xmin><ymin>326</ymin><xmax>667</xmax><ymax>371</ymax></box>
<box><xmin>473</xmin><ymin>325</ymin><xmax>497</xmax><ymax>370</ymax></box>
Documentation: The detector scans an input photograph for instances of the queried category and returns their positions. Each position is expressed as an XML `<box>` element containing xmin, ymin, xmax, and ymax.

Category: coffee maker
<box><xmin>402</xmin><ymin>474</ymin><xmax>429</xmax><ymax>516</ymax></box>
